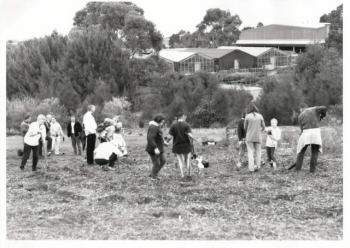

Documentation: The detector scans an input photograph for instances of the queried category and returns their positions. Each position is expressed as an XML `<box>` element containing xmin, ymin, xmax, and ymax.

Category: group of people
<box><xmin>19</xmin><ymin>102</ymin><xmax>327</xmax><ymax>177</ymax></box>
<box><xmin>19</xmin><ymin>105</ymin><xmax>127</xmax><ymax>172</ymax></box>
<box><xmin>236</xmin><ymin>102</ymin><xmax>327</xmax><ymax>174</ymax></box>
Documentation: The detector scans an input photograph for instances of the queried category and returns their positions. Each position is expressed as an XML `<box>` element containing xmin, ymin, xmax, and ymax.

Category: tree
<box><xmin>73</xmin><ymin>2</ymin><xmax>163</xmax><ymax>55</ymax></box>
<box><xmin>242</xmin><ymin>26</ymin><xmax>254</xmax><ymax>31</ymax></box>
<box><xmin>257</xmin><ymin>22</ymin><xmax>264</xmax><ymax>27</ymax></box>
<box><xmin>319</xmin><ymin>4</ymin><xmax>343</xmax><ymax>55</ymax></box>
<box><xmin>255</xmin><ymin>74</ymin><xmax>304</xmax><ymax>125</ymax></box>
<box><xmin>196</xmin><ymin>8</ymin><xmax>242</xmax><ymax>47</ymax></box>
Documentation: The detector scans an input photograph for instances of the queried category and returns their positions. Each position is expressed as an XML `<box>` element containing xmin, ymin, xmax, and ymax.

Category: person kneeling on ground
<box><xmin>145</xmin><ymin>114</ymin><xmax>167</xmax><ymax>181</ymax></box>
<box><xmin>93</xmin><ymin>140</ymin><xmax>124</xmax><ymax>171</ymax></box>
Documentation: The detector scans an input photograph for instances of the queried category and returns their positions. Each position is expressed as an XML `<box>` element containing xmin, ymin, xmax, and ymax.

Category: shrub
<box><xmin>138</xmin><ymin>119</ymin><xmax>145</xmax><ymax>128</ymax></box>
<box><xmin>6</xmin><ymin>96</ymin><xmax>67</xmax><ymax>133</ymax></box>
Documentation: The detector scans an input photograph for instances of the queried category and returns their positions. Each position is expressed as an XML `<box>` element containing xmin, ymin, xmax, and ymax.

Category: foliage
<box><xmin>257</xmin><ymin>22</ymin><xmax>264</xmax><ymax>27</ymax></box>
<box><xmin>255</xmin><ymin>74</ymin><xmax>304</xmax><ymax>125</ymax></box>
<box><xmin>242</xmin><ymin>26</ymin><xmax>254</xmax><ymax>31</ymax></box>
<box><xmin>319</xmin><ymin>4</ymin><xmax>343</xmax><ymax>56</ymax></box>
<box><xmin>193</xmin><ymin>100</ymin><xmax>223</xmax><ymax>128</ymax></box>
<box><xmin>294</xmin><ymin>45</ymin><xmax>342</xmax><ymax>107</ymax></box>
<box><xmin>73</xmin><ymin>2</ymin><xmax>162</xmax><ymax>56</ymax></box>
<box><xmin>6</xmin><ymin>96</ymin><xmax>68</xmax><ymax>132</ymax></box>
<box><xmin>196</xmin><ymin>8</ymin><xmax>242</xmax><ymax>47</ymax></box>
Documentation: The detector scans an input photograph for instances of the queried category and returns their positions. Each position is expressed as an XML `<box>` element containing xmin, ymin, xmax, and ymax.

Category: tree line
<box><xmin>6</xmin><ymin>2</ymin><xmax>343</xmax><ymax>131</ymax></box>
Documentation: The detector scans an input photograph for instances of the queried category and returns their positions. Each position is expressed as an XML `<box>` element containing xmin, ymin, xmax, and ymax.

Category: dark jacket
<box><xmin>145</xmin><ymin>121</ymin><xmax>164</xmax><ymax>155</ymax></box>
<box><xmin>67</xmin><ymin>121</ymin><xmax>83</xmax><ymax>137</ymax></box>
<box><xmin>237</xmin><ymin>118</ymin><xmax>246</xmax><ymax>141</ymax></box>
<box><xmin>44</xmin><ymin>121</ymin><xmax>51</xmax><ymax>137</ymax></box>
<box><xmin>298</xmin><ymin>106</ymin><xmax>327</xmax><ymax>132</ymax></box>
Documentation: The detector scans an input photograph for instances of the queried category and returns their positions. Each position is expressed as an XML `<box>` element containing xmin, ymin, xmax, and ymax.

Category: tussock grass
<box><xmin>6</xmin><ymin>126</ymin><xmax>342</xmax><ymax>240</ymax></box>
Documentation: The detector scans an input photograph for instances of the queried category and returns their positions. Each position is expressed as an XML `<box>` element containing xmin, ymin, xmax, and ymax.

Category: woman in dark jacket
<box><xmin>145</xmin><ymin>114</ymin><xmax>167</xmax><ymax>180</ymax></box>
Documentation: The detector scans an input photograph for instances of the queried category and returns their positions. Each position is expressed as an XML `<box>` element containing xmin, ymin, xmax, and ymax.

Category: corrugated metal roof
<box><xmin>264</xmin><ymin>23</ymin><xmax>330</xmax><ymax>29</ymax></box>
<box><xmin>182</xmin><ymin>48</ymin><xmax>236</xmax><ymax>58</ymax></box>
<box><xmin>159</xmin><ymin>50</ymin><xmax>197</xmax><ymax>62</ymax></box>
<box><xmin>236</xmin><ymin>39</ymin><xmax>325</xmax><ymax>45</ymax></box>
<box><xmin>217</xmin><ymin>46</ymin><xmax>276</xmax><ymax>57</ymax></box>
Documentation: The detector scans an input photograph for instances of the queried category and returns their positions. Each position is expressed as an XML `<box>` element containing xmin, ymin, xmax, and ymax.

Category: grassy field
<box><xmin>6</xmin><ymin>127</ymin><xmax>343</xmax><ymax>240</ymax></box>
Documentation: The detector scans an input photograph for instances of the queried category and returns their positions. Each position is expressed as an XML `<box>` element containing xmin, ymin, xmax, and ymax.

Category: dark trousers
<box><xmin>296</xmin><ymin>144</ymin><xmax>320</xmax><ymax>173</ymax></box>
<box><xmin>21</xmin><ymin>143</ymin><xmax>39</xmax><ymax>170</ymax></box>
<box><xmin>266</xmin><ymin>147</ymin><xmax>276</xmax><ymax>164</ymax></box>
<box><xmin>95</xmin><ymin>153</ymin><xmax>117</xmax><ymax>167</ymax></box>
<box><xmin>86</xmin><ymin>134</ymin><xmax>96</xmax><ymax>164</ymax></box>
<box><xmin>148</xmin><ymin>152</ymin><xmax>166</xmax><ymax>177</ymax></box>
<box><xmin>71</xmin><ymin>136</ymin><xmax>82</xmax><ymax>155</ymax></box>
<box><xmin>38</xmin><ymin>136</ymin><xmax>52</xmax><ymax>156</ymax></box>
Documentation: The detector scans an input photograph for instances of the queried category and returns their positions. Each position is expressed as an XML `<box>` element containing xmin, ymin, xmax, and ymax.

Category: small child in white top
<box><xmin>264</xmin><ymin>118</ymin><xmax>281</xmax><ymax>168</ymax></box>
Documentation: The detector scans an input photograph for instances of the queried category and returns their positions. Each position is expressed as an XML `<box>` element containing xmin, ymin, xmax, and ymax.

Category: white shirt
<box><xmin>24</xmin><ymin>122</ymin><xmax>46</xmax><ymax>146</ymax></box>
<box><xmin>83</xmin><ymin>111</ymin><xmax>97</xmax><ymax>135</ymax></box>
<box><xmin>71</xmin><ymin>122</ymin><xmax>75</xmax><ymax>134</ymax></box>
<box><xmin>265</xmin><ymin>126</ymin><xmax>281</xmax><ymax>147</ymax></box>
<box><xmin>50</xmin><ymin>122</ymin><xmax>63</xmax><ymax>136</ymax></box>
<box><xmin>94</xmin><ymin>142</ymin><xmax>123</xmax><ymax>160</ymax></box>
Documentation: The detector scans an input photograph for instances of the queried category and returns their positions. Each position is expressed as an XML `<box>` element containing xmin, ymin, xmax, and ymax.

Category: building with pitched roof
<box><xmin>237</xmin><ymin>23</ymin><xmax>330</xmax><ymax>53</ymax></box>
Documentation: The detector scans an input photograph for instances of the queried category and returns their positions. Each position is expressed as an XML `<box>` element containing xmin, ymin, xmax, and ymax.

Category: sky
<box><xmin>0</xmin><ymin>0</ymin><xmax>344</xmax><ymax>41</ymax></box>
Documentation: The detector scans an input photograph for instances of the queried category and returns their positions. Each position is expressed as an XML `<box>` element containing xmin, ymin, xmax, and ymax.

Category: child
<box><xmin>264</xmin><ymin>118</ymin><xmax>281</xmax><ymax>169</ymax></box>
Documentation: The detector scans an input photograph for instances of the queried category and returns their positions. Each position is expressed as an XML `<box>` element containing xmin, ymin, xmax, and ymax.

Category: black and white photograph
<box><xmin>0</xmin><ymin>0</ymin><xmax>347</xmax><ymax>246</ymax></box>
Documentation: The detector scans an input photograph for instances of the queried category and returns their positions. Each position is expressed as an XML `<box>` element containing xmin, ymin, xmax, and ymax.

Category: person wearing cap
<box><xmin>20</xmin><ymin>114</ymin><xmax>47</xmax><ymax>171</ymax></box>
<box><xmin>93</xmin><ymin>139</ymin><xmax>124</xmax><ymax>171</ymax></box>
<box><xmin>50</xmin><ymin>117</ymin><xmax>65</xmax><ymax>155</ymax></box>
<box><xmin>294</xmin><ymin>103</ymin><xmax>327</xmax><ymax>173</ymax></box>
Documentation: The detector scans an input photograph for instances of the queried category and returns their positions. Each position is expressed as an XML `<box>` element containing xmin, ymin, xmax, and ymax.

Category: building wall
<box><xmin>240</xmin><ymin>25</ymin><xmax>328</xmax><ymax>40</ymax></box>
<box><xmin>230</xmin><ymin>50</ymin><xmax>257</xmax><ymax>69</ymax></box>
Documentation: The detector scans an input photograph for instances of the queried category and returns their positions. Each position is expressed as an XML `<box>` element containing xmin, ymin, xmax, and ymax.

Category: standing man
<box><xmin>145</xmin><ymin>114</ymin><xmax>167</xmax><ymax>180</ymax></box>
<box><xmin>20</xmin><ymin>115</ymin><xmax>46</xmax><ymax>171</ymax></box>
<box><xmin>168</xmin><ymin>111</ymin><xmax>194</xmax><ymax>179</ymax></box>
<box><xmin>67</xmin><ymin>116</ymin><xmax>83</xmax><ymax>155</ymax></box>
<box><xmin>236</xmin><ymin>111</ymin><xmax>247</xmax><ymax>170</ymax></box>
<box><xmin>295</xmin><ymin>103</ymin><xmax>327</xmax><ymax>173</ymax></box>
<box><xmin>244</xmin><ymin>103</ymin><xmax>265</xmax><ymax>173</ymax></box>
<box><xmin>39</xmin><ymin>114</ymin><xmax>53</xmax><ymax>157</ymax></box>
<box><xmin>50</xmin><ymin>117</ymin><xmax>65</xmax><ymax>155</ymax></box>
<box><xmin>83</xmin><ymin>105</ymin><xmax>97</xmax><ymax>165</ymax></box>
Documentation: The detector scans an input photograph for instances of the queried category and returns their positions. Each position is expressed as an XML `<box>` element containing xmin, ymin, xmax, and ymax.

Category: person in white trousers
<box><xmin>50</xmin><ymin>117</ymin><xmax>65</xmax><ymax>155</ymax></box>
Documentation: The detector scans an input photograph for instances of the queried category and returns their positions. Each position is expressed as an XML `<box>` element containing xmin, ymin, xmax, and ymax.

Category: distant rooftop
<box><xmin>236</xmin><ymin>39</ymin><xmax>326</xmax><ymax>45</ymax></box>
<box><xmin>217</xmin><ymin>46</ymin><xmax>287</xmax><ymax>57</ymax></box>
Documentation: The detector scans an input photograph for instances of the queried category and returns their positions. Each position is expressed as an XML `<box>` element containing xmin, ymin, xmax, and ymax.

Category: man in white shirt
<box><xmin>50</xmin><ymin>117</ymin><xmax>65</xmax><ymax>155</ymax></box>
<box><xmin>83</xmin><ymin>105</ymin><xmax>97</xmax><ymax>165</ymax></box>
<box><xmin>94</xmin><ymin>140</ymin><xmax>124</xmax><ymax>171</ymax></box>
<box><xmin>20</xmin><ymin>115</ymin><xmax>47</xmax><ymax>171</ymax></box>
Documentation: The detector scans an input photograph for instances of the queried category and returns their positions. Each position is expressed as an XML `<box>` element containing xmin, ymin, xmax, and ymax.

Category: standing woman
<box><xmin>145</xmin><ymin>114</ymin><xmax>167</xmax><ymax>181</ymax></box>
<box><xmin>168</xmin><ymin>111</ymin><xmax>194</xmax><ymax>179</ymax></box>
<box><xmin>244</xmin><ymin>103</ymin><xmax>265</xmax><ymax>173</ymax></box>
<box><xmin>20</xmin><ymin>115</ymin><xmax>47</xmax><ymax>171</ymax></box>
